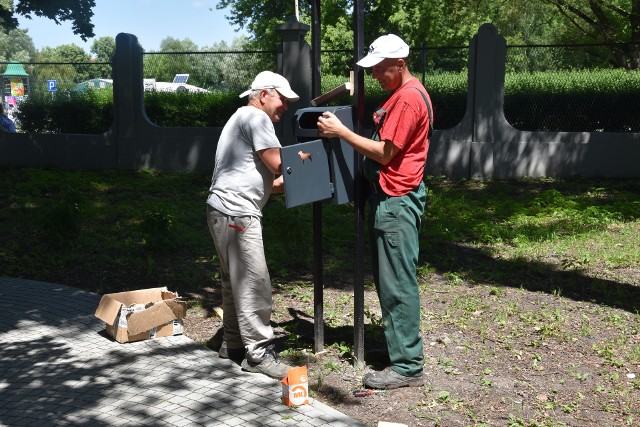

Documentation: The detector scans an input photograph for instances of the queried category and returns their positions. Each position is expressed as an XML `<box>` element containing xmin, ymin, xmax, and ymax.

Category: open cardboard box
<box><xmin>95</xmin><ymin>287</ymin><xmax>187</xmax><ymax>343</ymax></box>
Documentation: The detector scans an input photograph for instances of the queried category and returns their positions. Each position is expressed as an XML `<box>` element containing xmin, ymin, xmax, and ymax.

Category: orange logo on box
<box><xmin>292</xmin><ymin>385</ymin><xmax>307</xmax><ymax>398</ymax></box>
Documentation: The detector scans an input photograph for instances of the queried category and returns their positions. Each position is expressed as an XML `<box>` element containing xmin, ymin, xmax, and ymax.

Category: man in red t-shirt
<box><xmin>317</xmin><ymin>34</ymin><xmax>432</xmax><ymax>389</ymax></box>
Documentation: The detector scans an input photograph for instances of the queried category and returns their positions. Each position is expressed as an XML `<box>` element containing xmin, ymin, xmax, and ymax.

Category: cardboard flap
<box><xmin>95</xmin><ymin>294</ymin><xmax>124</xmax><ymax>324</ymax></box>
<box><xmin>127</xmin><ymin>299</ymin><xmax>186</xmax><ymax>335</ymax></box>
<box><xmin>95</xmin><ymin>287</ymin><xmax>171</xmax><ymax>324</ymax></box>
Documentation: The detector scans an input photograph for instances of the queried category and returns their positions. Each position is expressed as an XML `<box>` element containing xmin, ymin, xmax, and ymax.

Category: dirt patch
<box><xmin>182</xmin><ymin>267</ymin><xmax>640</xmax><ymax>427</ymax></box>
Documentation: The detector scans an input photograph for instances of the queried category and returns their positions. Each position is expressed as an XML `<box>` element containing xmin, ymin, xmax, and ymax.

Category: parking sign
<box><xmin>47</xmin><ymin>80</ymin><xmax>57</xmax><ymax>92</ymax></box>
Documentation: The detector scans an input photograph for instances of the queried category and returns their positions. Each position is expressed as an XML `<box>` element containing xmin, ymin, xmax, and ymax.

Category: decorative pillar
<box><xmin>276</xmin><ymin>17</ymin><xmax>312</xmax><ymax>146</ymax></box>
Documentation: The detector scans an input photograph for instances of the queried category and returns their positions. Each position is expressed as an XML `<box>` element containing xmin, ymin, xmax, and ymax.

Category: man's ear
<box><xmin>259</xmin><ymin>89</ymin><xmax>270</xmax><ymax>103</ymax></box>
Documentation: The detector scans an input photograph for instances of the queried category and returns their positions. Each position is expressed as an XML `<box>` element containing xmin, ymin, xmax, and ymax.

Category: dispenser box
<box><xmin>282</xmin><ymin>106</ymin><xmax>355</xmax><ymax>208</ymax></box>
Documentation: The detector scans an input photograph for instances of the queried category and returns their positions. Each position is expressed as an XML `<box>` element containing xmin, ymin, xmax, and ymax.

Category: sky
<box><xmin>17</xmin><ymin>0</ymin><xmax>247</xmax><ymax>53</ymax></box>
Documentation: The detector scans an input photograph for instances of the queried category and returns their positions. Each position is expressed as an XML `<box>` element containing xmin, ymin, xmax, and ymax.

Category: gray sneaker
<box><xmin>241</xmin><ymin>347</ymin><xmax>292</xmax><ymax>380</ymax></box>
<box><xmin>363</xmin><ymin>367</ymin><xmax>423</xmax><ymax>389</ymax></box>
<box><xmin>218</xmin><ymin>341</ymin><xmax>245</xmax><ymax>362</ymax></box>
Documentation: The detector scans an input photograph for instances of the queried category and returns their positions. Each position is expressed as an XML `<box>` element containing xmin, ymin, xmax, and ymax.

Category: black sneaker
<box><xmin>241</xmin><ymin>346</ymin><xmax>292</xmax><ymax>380</ymax></box>
<box><xmin>218</xmin><ymin>341</ymin><xmax>245</xmax><ymax>362</ymax></box>
<box><xmin>363</xmin><ymin>367</ymin><xmax>423</xmax><ymax>389</ymax></box>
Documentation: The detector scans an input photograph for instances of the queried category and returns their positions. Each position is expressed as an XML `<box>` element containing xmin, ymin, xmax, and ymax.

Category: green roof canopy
<box><xmin>2</xmin><ymin>63</ymin><xmax>28</xmax><ymax>77</ymax></box>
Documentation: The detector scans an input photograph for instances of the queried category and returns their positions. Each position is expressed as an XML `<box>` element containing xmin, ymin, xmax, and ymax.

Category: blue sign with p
<box><xmin>47</xmin><ymin>80</ymin><xmax>57</xmax><ymax>92</ymax></box>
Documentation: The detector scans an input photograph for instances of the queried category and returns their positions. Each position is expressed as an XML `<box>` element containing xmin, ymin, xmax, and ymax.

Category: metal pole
<box><xmin>310</xmin><ymin>0</ymin><xmax>324</xmax><ymax>354</ymax></box>
<box><xmin>353</xmin><ymin>0</ymin><xmax>365</xmax><ymax>368</ymax></box>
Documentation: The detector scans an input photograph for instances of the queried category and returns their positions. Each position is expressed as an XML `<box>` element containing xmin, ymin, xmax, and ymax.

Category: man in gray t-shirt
<box><xmin>206</xmin><ymin>71</ymin><xmax>299</xmax><ymax>380</ymax></box>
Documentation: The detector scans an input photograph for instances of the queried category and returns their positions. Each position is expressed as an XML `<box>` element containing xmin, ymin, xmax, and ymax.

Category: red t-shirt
<box><xmin>376</xmin><ymin>78</ymin><xmax>432</xmax><ymax>196</ymax></box>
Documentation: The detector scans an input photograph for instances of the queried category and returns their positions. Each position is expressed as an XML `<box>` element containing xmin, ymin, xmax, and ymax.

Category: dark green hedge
<box><xmin>143</xmin><ymin>92</ymin><xmax>245</xmax><ymax>128</ymax></box>
<box><xmin>16</xmin><ymin>90</ymin><xmax>114</xmax><ymax>134</ymax></box>
<box><xmin>14</xmin><ymin>69</ymin><xmax>640</xmax><ymax>134</ymax></box>
<box><xmin>503</xmin><ymin>69</ymin><xmax>640</xmax><ymax>132</ymax></box>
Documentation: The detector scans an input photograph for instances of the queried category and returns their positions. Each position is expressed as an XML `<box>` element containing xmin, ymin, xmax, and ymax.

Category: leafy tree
<box><xmin>142</xmin><ymin>36</ymin><xmax>270</xmax><ymax>92</ymax></box>
<box><xmin>90</xmin><ymin>36</ymin><xmax>114</xmax><ymax>78</ymax></box>
<box><xmin>158</xmin><ymin>37</ymin><xmax>199</xmax><ymax>53</ymax></box>
<box><xmin>215</xmin><ymin>0</ymin><xmax>299</xmax><ymax>49</ymax></box>
<box><xmin>202</xmin><ymin>36</ymin><xmax>276</xmax><ymax>90</ymax></box>
<box><xmin>216</xmin><ymin>0</ymin><xmax>640</xmax><ymax>69</ymax></box>
<box><xmin>90</xmin><ymin>36</ymin><xmax>114</xmax><ymax>61</ymax></box>
<box><xmin>1</xmin><ymin>0</ymin><xmax>96</xmax><ymax>41</ymax></box>
<box><xmin>33</xmin><ymin>44</ymin><xmax>92</xmax><ymax>92</ymax></box>
<box><xmin>143</xmin><ymin>37</ymin><xmax>200</xmax><ymax>84</ymax></box>
<box><xmin>539</xmin><ymin>0</ymin><xmax>640</xmax><ymax>69</ymax></box>
<box><xmin>0</xmin><ymin>27</ymin><xmax>36</xmax><ymax>62</ymax></box>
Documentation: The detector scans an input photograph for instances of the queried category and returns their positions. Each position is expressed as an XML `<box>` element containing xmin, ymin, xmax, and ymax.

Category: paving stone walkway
<box><xmin>0</xmin><ymin>277</ymin><xmax>366</xmax><ymax>427</ymax></box>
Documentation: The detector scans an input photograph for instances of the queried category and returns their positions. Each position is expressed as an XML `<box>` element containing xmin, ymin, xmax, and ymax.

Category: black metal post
<box><xmin>310</xmin><ymin>0</ymin><xmax>324</xmax><ymax>354</ymax></box>
<box><xmin>353</xmin><ymin>0</ymin><xmax>365</xmax><ymax>367</ymax></box>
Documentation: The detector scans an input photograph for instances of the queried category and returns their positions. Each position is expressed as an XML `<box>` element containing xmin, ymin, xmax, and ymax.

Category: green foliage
<box><xmin>143</xmin><ymin>91</ymin><xmax>244</xmax><ymax>128</ymax></box>
<box><xmin>215</xmin><ymin>0</ymin><xmax>295</xmax><ymax>51</ymax></box>
<box><xmin>32</xmin><ymin>44</ymin><xmax>95</xmax><ymax>83</ymax></box>
<box><xmin>138</xmin><ymin>208</ymin><xmax>177</xmax><ymax>252</ymax></box>
<box><xmin>505</xmin><ymin>69</ymin><xmax>640</xmax><ymax>131</ymax></box>
<box><xmin>5</xmin><ymin>0</ymin><xmax>96</xmax><ymax>40</ymax></box>
<box><xmin>262</xmin><ymin>196</ymin><xmax>313</xmax><ymax>275</ymax></box>
<box><xmin>14</xmin><ymin>67</ymin><xmax>640</xmax><ymax>133</ymax></box>
<box><xmin>89</xmin><ymin>36</ymin><xmax>115</xmax><ymax>77</ymax></box>
<box><xmin>36</xmin><ymin>184</ymin><xmax>85</xmax><ymax>240</ymax></box>
<box><xmin>16</xmin><ymin>88</ymin><xmax>113</xmax><ymax>133</ymax></box>
<box><xmin>216</xmin><ymin>0</ymin><xmax>640</xmax><ymax>69</ymax></box>
<box><xmin>142</xmin><ymin>36</ymin><xmax>270</xmax><ymax>92</ymax></box>
<box><xmin>0</xmin><ymin>28</ymin><xmax>36</xmax><ymax>62</ymax></box>
<box><xmin>1</xmin><ymin>169</ymin><xmax>639</xmax><ymax>305</ymax></box>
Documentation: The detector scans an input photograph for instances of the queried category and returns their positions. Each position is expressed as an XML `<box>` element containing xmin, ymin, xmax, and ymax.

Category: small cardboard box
<box><xmin>95</xmin><ymin>287</ymin><xmax>187</xmax><ymax>343</ymax></box>
<box><xmin>281</xmin><ymin>366</ymin><xmax>309</xmax><ymax>407</ymax></box>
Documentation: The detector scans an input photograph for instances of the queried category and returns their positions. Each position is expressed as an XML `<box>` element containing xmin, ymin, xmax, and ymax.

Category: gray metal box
<box><xmin>280</xmin><ymin>139</ymin><xmax>332</xmax><ymax>208</ymax></box>
<box><xmin>281</xmin><ymin>106</ymin><xmax>355</xmax><ymax>208</ymax></box>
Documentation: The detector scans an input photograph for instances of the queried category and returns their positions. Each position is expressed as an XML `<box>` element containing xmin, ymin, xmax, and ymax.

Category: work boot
<box><xmin>363</xmin><ymin>367</ymin><xmax>423</xmax><ymax>389</ymax></box>
<box><xmin>241</xmin><ymin>346</ymin><xmax>292</xmax><ymax>380</ymax></box>
<box><xmin>218</xmin><ymin>341</ymin><xmax>245</xmax><ymax>362</ymax></box>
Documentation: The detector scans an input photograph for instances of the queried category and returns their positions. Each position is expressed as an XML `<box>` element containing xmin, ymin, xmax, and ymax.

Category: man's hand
<box><xmin>272</xmin><ymin>175</ymin><xmax>284</xmax><ymax>193</ymax></box>
<box><xmin>316</xmin><ymin>111</ymin><xmax>399</xmax><ymax>165</ymax></box>
<box><xmin>317</xmin><ymin>112</ymin><xmax>347</xmax><ymax>139</ymax></box>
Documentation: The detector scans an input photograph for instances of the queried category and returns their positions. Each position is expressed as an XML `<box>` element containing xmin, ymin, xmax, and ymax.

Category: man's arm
<box><xmin>257</xmin><ymin>147</ymin><xmax>282</xmax><ymax>174</ymax></box>
<box><xmin>317</xmin><ymin>112</ymin><xmax>399</xmax><ymax>165</ymax></box>
<box><xmin>257</xmin><ymin>147</ymin><xmax>284</xmax><ymax>193</ymax></box>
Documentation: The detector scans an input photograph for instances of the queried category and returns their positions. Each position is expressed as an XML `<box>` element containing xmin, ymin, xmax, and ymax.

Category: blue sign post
<box><xmin>47</xmin><ymin>80</ymin><xmax>57</xmax><ymax>92</ymax></box>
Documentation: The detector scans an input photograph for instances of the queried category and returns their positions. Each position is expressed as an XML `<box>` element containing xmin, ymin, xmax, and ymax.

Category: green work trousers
<box><xmin>368</xmin><ymin>182</ymin><xmax>426</xmax><ymax>377</ymax></box>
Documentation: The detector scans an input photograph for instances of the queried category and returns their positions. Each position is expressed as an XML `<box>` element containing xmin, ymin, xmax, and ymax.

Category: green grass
<box><xmin>2</xmin><ymin>168</ymin><xmax>639</xmax><ymax>426</ymax></box>
<box><xmin>1</xmin><ymin>169</ymin><xmax>638</xmax><ymax>299</ymax></box>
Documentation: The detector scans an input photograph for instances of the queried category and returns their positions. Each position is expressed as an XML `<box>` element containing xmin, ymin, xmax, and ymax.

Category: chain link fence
<box><xmin>4</xmin><ymin>42</ymin><xmax>640</xmax><ymax>133</ymax></box>
<box><xmin>504</xmin><ymin>43</ymin><xmax>640</xmax><ymax>132</ymax></box>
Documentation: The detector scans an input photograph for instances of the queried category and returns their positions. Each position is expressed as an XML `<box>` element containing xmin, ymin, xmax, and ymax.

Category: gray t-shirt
<box><xmin>206</xmin><ymin>106</ymin><xmax>281</xmax><ymax>217</ymax></box>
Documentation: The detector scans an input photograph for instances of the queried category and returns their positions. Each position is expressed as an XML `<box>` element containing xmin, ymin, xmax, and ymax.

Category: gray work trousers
<box><xmin>206</xmin><ymin>205</ymin><xmax>274</xmax><ymax>362</ymax></box>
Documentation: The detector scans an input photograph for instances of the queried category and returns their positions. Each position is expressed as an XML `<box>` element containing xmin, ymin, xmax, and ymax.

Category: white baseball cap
<box><xmin>356</xmin><ymin>34</ymin><xmax>410</xmax><ymax>68</ymax></box>
<box><xmin>239</xmin><ymin>71</ymin><xmax>300</xmax><ymax>101</ymax></box>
